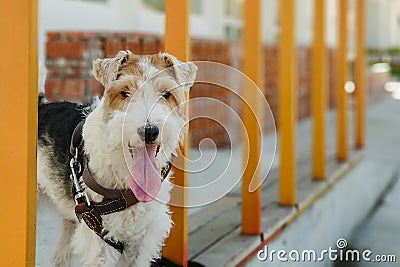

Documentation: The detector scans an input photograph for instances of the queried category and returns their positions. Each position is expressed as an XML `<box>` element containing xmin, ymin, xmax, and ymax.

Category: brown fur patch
<box><xmin>102</xmin><ymin>53</ymin><xmax>187</xmax><ymax>121</ymax></box>
<box><xmin>150</xmin><ymin>54</ymin><xmax>176</xmax><ymax>80</ymax></box>
<box><xmin>105</xmin><ymin>85</ymin><xmax>131</xmax><ymax>111</ymax></box>
<box><xmin>150</xmin><ymin>54</ymin><xmax>172</xmax><ymax>68</ymax></box>
<box><xmin>102</xmin><ymin>78</ymin><xmax>137</xmax><ymax>121</ymax></box>
<box><xmin>117</xmin><ymin>56</ymin><xmax>142</xmax><ymax>78</ymax></box>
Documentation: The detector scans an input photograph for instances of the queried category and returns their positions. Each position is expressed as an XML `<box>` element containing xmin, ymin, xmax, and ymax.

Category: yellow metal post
<box><xmin>279</xmin><ymin>0</ymin><xmax>297</xmax><ymax>206</ymax></box>
<box><xmin>312</xmin><ymin>0</ymin><xmax>327</xmax><ymax>180</ymax></box>
<box><xmin>163</xmin><ymin>0</ymin><xmax>190</xmax><ymax>265</ymax></box>
<box><xmin>355</xmin><ymin>0</ymin><xmax>366</xmax><ymax>149</ymax></box>
<box><xmin>0</xmin><ymin>0</ymin><xmax>38</xmax><ymax>266</ymax></box>
<box><xmin>336</xmin><ymin>0</ymin><xmax>349</xmax><ymax>161</ymax></box>
<box><xmin>242</xmin><ymin>0</ymin><xmax>262</xmax><ymax>235</ymax></box>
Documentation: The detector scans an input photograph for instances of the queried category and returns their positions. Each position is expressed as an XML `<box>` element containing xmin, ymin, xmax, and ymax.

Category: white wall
<box><xmin>39</xmin><ymin>0</ymin><xmax>400</xmax><ymax>62</ymax></box>
<box><xmin>367</xmin><ymin>0</ymin><xmax>385</xmax><ymax>49</ymax></box>
<box><xmin>296</xmin><ymin>0</ymin><xmax>314</xmax><ymax>46</ymax></box>
<box><xmin>388</xmin><ymin>0</ymin><xmax>400</xmax><ymax>48</ymax></box>
<box><xmin>262</xmin><ymin>0</ymin><xmax>338</xmax><ymax>47</ymax></box>
<box><xmin>326</xmin><ymin>0</ymin><xmax>338</xmax><ymax>48</ymax></box>
<box><xmin>191</xmin><ymin>0</ymin><xmax>226</xmax><ymax>39</ymax></box>
<box><xmin>262</xmin><ymin>0</ymin><xmax>279</xmax><ymax>44</ymax></box>
<box><xmin>39</xmin><ymin>0</ymin><xmax>163</xmax><ymax>60</ymax></box>
<box><xmin>39</xmin><ymin>0</ymin><xmax>226</xmax><ymax>61</ymax></box>
<box><xmin>366</xmin><ymin>0</ymin><xmax>400</xmax><ymax>49</ymax></box>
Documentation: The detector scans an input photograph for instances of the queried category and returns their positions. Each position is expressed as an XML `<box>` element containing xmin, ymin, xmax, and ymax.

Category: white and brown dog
<box><xmin>37</xmin><ymin>50</ymin><xmax>197</xmax><ymax>266</ymax></box>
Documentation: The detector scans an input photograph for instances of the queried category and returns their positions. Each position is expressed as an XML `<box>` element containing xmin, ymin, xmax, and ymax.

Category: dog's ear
<box><xmin>92</xmin><ymin>50</ymin><xmax>132</xmax><ymax>88</ymax></box>
<box><xmin>158</xmin><ymin>53</ymin><xmax>197</xmax><ymax>147</ymax></box>
<box><xmin>160</xmin><ymin>52</ymin><xmax>198</xmax><ymax>90</ymax></box>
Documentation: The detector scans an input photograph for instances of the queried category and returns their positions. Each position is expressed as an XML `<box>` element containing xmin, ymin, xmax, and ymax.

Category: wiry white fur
<box><xmin>38</xmin><ymin>52</ymin><xmax>197</xmax><ymax>267</ymax></box>
<box><xmin>37</xmin><ymin>147</ymin><xmax>77</xmax><ymax>221</ymax></box>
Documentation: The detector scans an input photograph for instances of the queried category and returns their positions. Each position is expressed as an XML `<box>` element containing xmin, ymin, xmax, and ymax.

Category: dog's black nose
<box><xmin>138</xmin><ymin>124</ymin><xmax>159</xmax><ymax>144</ymax></box>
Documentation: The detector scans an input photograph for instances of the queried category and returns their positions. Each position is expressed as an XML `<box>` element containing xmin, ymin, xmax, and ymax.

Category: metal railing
<box><xmin>162</xmin><ymin>0</ymin><xmax>366</xmax><ymax>266</ymax></box>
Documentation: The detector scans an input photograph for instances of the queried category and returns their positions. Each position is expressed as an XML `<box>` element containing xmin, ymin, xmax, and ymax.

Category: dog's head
<box><xmin>91</xmin><ymin>50</ymin><xmax>197</xmax><ymax>202</ymax></box>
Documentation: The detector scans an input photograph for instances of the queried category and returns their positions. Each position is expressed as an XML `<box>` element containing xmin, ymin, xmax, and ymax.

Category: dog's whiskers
<box><xmin>128</xmin><ymin>142</ymin><xmax>134</xmax><ymax>158</ymax></box>
<box><xmin>155</xmin><ymin>145</ymin><xmax>160</xmax><ymax>157</ymax></box>
<box><xmin>109</xmin><ymin>145</ymin><xmax>122</xmax><ymax>153</ymax></box>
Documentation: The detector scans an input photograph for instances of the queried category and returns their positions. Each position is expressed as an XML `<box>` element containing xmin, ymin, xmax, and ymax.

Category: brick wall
<box><xmin>44</xmin><ymin>31</ymin><xmax>386</xmax><ymax>148</ymax></box>
<box><xmin>45</xmin><ymin>32</ymin><xmax>164</xmax><ymax>102</ymax></box>
<box><xmin>262</xmin><ymin>46</ymin><xmax>338</xmax><ymax>131</ymax></box>
<box><xmin>45</xmin><ymin>31</ymin><xmax>239</xmax><ymax>148</ymax></box>
<box><xmin>189</xmin><ymin>39</ymin><xmax>239</xmax><ymax>148</ymax></box>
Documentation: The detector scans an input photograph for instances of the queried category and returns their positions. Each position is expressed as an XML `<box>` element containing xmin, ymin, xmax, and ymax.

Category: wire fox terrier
<box><xmin>38</xmin><ymin>50</ymin><xmax>197</xmax><ymax>266</ymax></box>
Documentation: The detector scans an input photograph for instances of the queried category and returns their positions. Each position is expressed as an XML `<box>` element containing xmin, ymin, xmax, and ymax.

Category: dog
<box><xmin>37</xmin><ymin>50</ymin><xmax>197</xmax><ymax>266</ymax></box>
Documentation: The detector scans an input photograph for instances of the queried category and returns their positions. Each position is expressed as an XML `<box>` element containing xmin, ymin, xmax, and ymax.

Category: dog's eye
<box><xmin>120</xmin><ymin>91</ymin><xmax>130</xmax><ymax>98</ymax></box>
<box><xmin>162</xmin><ymin>91</ymin><xmax>171</xmax><ymax>99</ymax></box>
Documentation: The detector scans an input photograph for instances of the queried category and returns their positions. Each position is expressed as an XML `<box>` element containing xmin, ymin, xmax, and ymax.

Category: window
<box><xmin>191</xmin><ymin>0</ymin><xmax>203</xmax><ymax>14</ymax></box>
<box><xmin>224</xmin><ymin>25</ymin><xmax>242</xmax><ymax>40</ymax></box>
<box><xmin>225</xmin><ymin>0</ymin><xmax>243</xmax><ymax>19</ymax></box>
<box><xmin>142</xmin><ymin>0</ymin><xmax>165</xmax><ymax>12</ymax></box>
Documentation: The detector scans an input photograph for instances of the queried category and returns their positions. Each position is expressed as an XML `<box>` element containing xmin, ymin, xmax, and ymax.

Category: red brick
<box><xmin>141</xmin><ymin>38</ymin><xmax>160</xmax><ymax>54</ymax></box>
<box><xmin>46</xmin><ymin>68</ymin><xmax>61</xmax><ymax>78</ymax></box>
<box><xmin>46</xmin><ymin>41</ymin><xmax>87</xmax><ymax>58</ymax></box>
<box><xmin>156</xmin><ymin>40</ymin><xmax>165</xmax><ymax>52</ymax></box>
<box><xmin>45</xmin><ymin>59</ymin><xmax>57</xmax><ymax>69</ymax></box>
<box><xmin>78</xmin><ymin>59</ymin><xmax>89</xmax><ymax>68</ymax></box>
<box><xmin>61</xmin><ymin>79</ymin><xmax>86</xmax><ymax>101</ymax></box>
<box><xmin>65</xmin><ymin>59</ymin><xmax>79</xmax><ymax>68</ymax></box>
<box><xmin>47</xmin><ymin>32</ymin><xmax>61</xmax><ymax>41</ymax></box>
<box><xmin>89</xmin><ymin>79</ymin><xmax>104</xmax><ymax>97</ymax></box>
<box><xmin>126</xmin><ymin>39</ymin><xmax>141</xmax><ymax>54</ymax></box>
<box><xmin>66</xmin><ymin>31</ymin><xmax>85</xmax><ymax>40</ymax></box>
<box><xmin>65</xmin><ymin>68</ymin><xmax>87</xmax><ymax>78</ymax></box>
<box><xmin>87</xmin><ymin>39</ymin><xmax>102</xmax><ymax>48</ymax></box>
<box><xmin>82</xmin><ymin>32</ymin><xmax>98</xmax><ymax>39</ymax></box>
<box><xmin>114</xmin><ymin>32</ymin><xmax>128</xmax><ymax>39</ymax></box>
<box><xmin>45</xmin><ymin>78</ymin><xmax>63</xmax><ymax>101</ymax></box>
<box><xmin>65</xmin><ymin>68</ymin><xmax>79</xmax><ymax>78</ymax></box>
<box><xmin>104</xmin><ymin>39</ymin><xmax>124</xmax><ymax>57</ymax></box>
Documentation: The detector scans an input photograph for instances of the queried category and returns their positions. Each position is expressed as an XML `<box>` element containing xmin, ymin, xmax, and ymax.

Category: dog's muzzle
<box><xmin>137</xmin><ymin>123</ymin><xmax>159</xmax><ymax>144</ymax></box>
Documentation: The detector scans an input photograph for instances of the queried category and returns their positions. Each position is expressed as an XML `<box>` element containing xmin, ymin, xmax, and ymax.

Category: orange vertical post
<box><xmin>0</xmin><ymin>0</ymin><xmax>38</xmax><ymax>266</ymax></box>
<box><xmin>355</xmin><ymin>0</ymin><xmax>366</xmax><ymax>149</ymax></box>
<box><xmin>163</xmin><ymin>0</ymin><xmax>190</xmax><ymax>266</ymax></box>
<box><xmin>241</xmin><ymin>0</ymin><xmax>262</xmax><ymax>235</ymax></box>
<box><xmin>312</xmin><ymin>0</ymin><xmax>327</xmax><ymax>180</ymax></box>
<box><xmin>279</xmin><ymin>0</ymin><xmax>297</xmax><ymax>206</ymax></box>
<box><xmin>336</xmin><ymin>0</ymin><xmax>349</xmax><ymax>161</ymax></box>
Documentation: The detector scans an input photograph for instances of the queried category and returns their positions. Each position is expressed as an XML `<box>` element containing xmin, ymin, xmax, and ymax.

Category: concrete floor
<box><xmin>334</xmin><ymin>97</ymin><xmax>400</xmax><ymax>267</ymax></box>
<box><xmin>335</xmin><ymin>175</ymin><xmax>400</xmax><ymax>267</ymax></box>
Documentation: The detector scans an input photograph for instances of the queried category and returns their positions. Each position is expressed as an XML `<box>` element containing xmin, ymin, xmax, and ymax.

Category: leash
<box><xmin>69</xmin><ymin>120</ymin><xmax>172</xmax><ymax>253</ymax></box>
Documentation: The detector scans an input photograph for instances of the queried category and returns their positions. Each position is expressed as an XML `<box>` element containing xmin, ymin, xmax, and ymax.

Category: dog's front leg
<box><xmin>53</xmin><ymin>219</ymin><xmax>75</xmax><ymax>267</ymax></box>
<box><xmin>72</xmin><ymin>223</ymin><xmax>120</xmax><ymax>267</ymax></box>
<box><xmin>124</xmin><ymin>241</ymin><xmax>155</xmax><ymax>267</ymax></box>
<box><xmin>124</xmin><ymin>208</ymin><xmax>172</xmax><ymax>267</ymax></box>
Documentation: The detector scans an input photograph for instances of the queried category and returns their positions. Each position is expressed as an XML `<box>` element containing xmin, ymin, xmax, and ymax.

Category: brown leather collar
<box><xmin>70</xmin><ymin>120</ymin><xmax>172</xmax><ymax>213</ymax></box>
<box><xmin>69</xmin><ymin>120</ymin><xmax>172</xmax><ymax>253</ymax></box>
<box><xmin>81</xmin><ymin>154</ymin><xmax>172</xmax><ymax>215</ymax></box>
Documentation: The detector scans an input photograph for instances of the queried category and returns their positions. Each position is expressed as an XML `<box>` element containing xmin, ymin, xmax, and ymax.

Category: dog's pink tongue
<box><xmin>129</xmin><ymin>145</ymin><xmax>161</xmax><ymax>202</ymax></box>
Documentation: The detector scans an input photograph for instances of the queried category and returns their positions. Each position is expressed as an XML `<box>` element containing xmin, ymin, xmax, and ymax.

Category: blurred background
<box><xmin>39</xmin><ymin>0</ymin><xmax>399</xmax><ymax>147</ymax></box>
<box><xmin>34</xmin><ymin>0</ymin><xmax>400</xmax><ymax>266</ymax></box>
